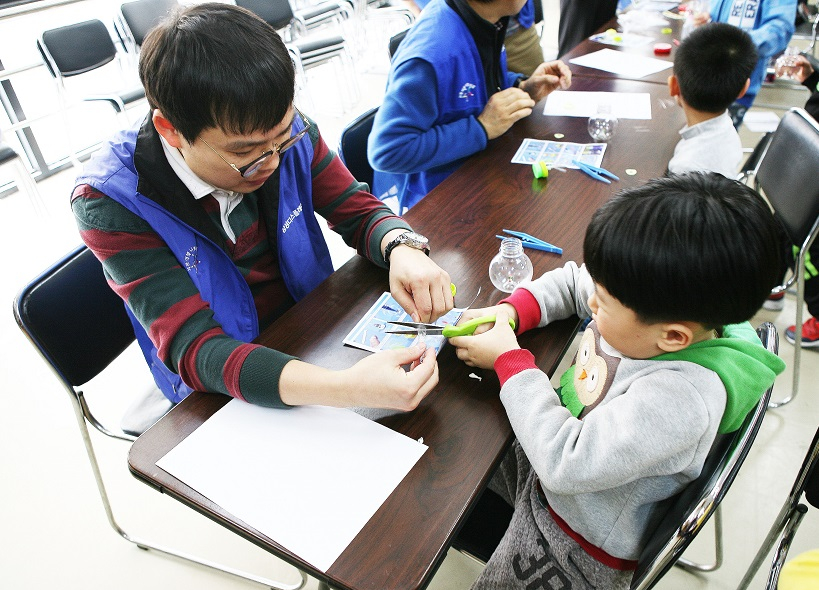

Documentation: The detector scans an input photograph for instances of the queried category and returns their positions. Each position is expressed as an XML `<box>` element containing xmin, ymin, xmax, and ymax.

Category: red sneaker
<box><xmin>786</xmin><ymin>317</ymin><xmax>819</xmax><ymax>347</ymax></box>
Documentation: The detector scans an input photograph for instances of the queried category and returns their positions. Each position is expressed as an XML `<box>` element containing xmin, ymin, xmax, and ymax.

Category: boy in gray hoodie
<box><xmin>450</xmin><ymin>172</ymin><xmax>786</xmax><ymax>589</ymax></box>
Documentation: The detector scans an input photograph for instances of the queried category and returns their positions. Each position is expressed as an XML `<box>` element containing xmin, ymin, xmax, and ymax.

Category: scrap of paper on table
<box><xmin>512</xmin><ymin>139</ymin><xmax>607</xmax><ymax>168</ymax></box>
<box><xmin>157</xmin><ymin>401</ymin><xmax>428</xmax><ymax>573</ymax></box>
<box><xmin>543</xmin><ymin>90</ymin><xmax>652</xmax><ymax>120</ymax></box>
<box><xmin>569</xmin><ymin>48</ymin><xmax>672</xmax><ymax>78</ymax></box>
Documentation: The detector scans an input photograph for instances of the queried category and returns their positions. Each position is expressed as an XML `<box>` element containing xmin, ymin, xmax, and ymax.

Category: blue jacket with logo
<box><xmin>710</xmin><ymin>0</ymin><xmax>796</xmax><ymax>105</ymax></box>
<box><xmin>76</xmin><ymin>117</ymin><xmax>334</xmax><ymax>403</ymax></box>
<box><xmin>368</xmin><ymin>0</ymin><xmax>518</xmax><ymax>210</ymax></box>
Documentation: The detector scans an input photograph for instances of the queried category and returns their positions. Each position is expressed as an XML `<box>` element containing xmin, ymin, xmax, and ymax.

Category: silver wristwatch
<box><xmin>384</xmin><ymin>231</ymin><xmax>430</xmax><ymax>266</ymax></box>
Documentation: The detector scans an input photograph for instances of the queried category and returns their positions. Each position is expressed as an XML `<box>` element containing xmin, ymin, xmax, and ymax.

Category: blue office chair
<box><xmin>13</xmin><ymin>245</ymin><xmax>308</xmax><ymax>590</ymax></box>
<box><xmin>339</xmin><ymin>106</ymin><xmax>377</xmax><ymax>190</ymax></box>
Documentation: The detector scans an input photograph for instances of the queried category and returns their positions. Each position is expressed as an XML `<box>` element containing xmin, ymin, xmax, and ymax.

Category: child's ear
<box><xmin>657</xmin><ymin>322</ymin><xmax>695</xmax><ymax>352</ymax></box>
<box><xmin>737</xmin><ymin>78</ymin><xmax>751</xmax><ymax>100</ymax></box>
<box><xmin>668</xmin><ymin>74</ymin><xmax>680</xmax><ymax>97</ymax></box>
<box><xmin>152</xmin><ymin>109</ymin><xmax>184</xmax><ymax>148</ymax></box>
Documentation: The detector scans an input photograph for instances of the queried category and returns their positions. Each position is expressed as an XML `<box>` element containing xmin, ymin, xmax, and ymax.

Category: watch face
<box><xmin>404</xmin><ymin>232</ymin><xmax>429</xmax><ymax>248</ymax></box>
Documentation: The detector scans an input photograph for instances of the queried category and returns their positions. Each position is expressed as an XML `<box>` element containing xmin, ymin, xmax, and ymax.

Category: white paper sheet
<box><xmin>157</xmin><ymin>401</ymin><xmax>427</xmax><ymax>572</ymax></box>
<box><xmin>543</xmin><ymin>91</ymin><xmax>652</xmax><ymax>120</ymax></box>
<box><xmin>743</xmin><ymin>111</ymin><xmax>781</xmax><ymax>133</ymax></box>
<box><xmin>569</xmin><ymin>48</ymin><xmax>673</xmax><ymax>78</ymax></box>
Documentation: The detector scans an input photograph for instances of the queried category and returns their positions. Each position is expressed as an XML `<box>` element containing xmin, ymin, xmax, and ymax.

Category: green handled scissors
<box><xmin>386</xmin><ymin>315</ymin><xmax>516</xmax><ymax>338</ymax></box>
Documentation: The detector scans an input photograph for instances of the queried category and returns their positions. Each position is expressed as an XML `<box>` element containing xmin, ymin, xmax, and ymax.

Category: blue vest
<box><xmin>77</xmin><ymin>118</ymin><xmax>334</xmax><ymax>403</ymax></box>
<box><xmin>374</xmin><ymin>0</ymin><xmax>509</xmax><ymax>210</ymax></box>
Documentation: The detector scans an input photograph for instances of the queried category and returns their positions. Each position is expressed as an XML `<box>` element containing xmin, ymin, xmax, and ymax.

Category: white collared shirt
<box><xmin>159</xmin><ymin>135</ymin><xmax>244</xmax><ymax>243</ymax></box>
<box><xmin>668</xmin><ymin>111</ymin><xmax>742</xmax><ymax>179</ymax></box>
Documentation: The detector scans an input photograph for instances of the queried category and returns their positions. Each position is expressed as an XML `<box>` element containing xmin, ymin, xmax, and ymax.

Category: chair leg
<box><xmin>764</xmin><ymin>505</ymin><xmax>808</xmax><ymax>590</ymax></box>
<box><xmin>737</xmin><ymin>502</ymin><xmax>808</xmax><ymax>590</ymax></box>
<box><xmin>10</xmin><ymin>156</ymin><xmax>47</xmax><ymax>216</ymax></box>
<box><xmin>769</xmin><ymin>260</ymin><xmax>805</xmax><ymax>408</ymax></box>
<box><xmin>675</xmin><ymin>505</ymin><xmax>723</xmax><ymax>573</ymax></box>
<box><xmin>69</xmin><ymin>390</ymin><xmax>308</xmax><ymax>590</ymax></box>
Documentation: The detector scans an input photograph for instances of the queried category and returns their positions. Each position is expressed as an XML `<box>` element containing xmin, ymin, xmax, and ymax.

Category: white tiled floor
<box><xmin>2</xmin><ymin>2</ymin><xmax>819</xmax><ymax>589</ymax></box>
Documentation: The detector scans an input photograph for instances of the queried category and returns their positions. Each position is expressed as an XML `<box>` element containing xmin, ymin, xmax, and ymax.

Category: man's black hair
<box><xmin>584</xmin><ymin>172</ymin><xmax>782</xmax><ymax>328</ymax></box>
<box><xmin>139</xmin><ymin>2</ymin><xmax>295</xmax><ymax>143</ymax></box>
<box><xmin>674</xmin><ymin>22</ymin><xmax>758</xmax><ymax>113</ymax></box>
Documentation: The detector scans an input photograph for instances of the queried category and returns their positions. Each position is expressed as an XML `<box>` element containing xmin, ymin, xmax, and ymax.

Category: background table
<box><xmin>562</xmin><ymin>14</ymin><xmax>683</xmax><ymax>84</ymax></box>
<box><xmin>129</xmin><ymin>75</ymin><xmax>685</xmax><ymax>590</ymax></box>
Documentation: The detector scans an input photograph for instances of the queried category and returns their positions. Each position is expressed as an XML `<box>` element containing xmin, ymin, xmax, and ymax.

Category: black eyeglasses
<box><xmin>201</xmin><ymin>108</ymin><xmax>311</xmax><ymax>178</ymax></box>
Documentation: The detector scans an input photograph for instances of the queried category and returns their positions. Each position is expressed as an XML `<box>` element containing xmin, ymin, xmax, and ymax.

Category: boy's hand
<box><xmin>791</xmin><ymin>54</ymin><xmax>815</xmax><ymax>84</ymax></box>
<box><xmin>449</xmin><ymin>309</ymin><xmax>520</xmax><ymax>369</ymax></box>
<box><xmin>457</xmin><ymin>303</ymin><xmax>519</xmax><ymax>335</ymax></box>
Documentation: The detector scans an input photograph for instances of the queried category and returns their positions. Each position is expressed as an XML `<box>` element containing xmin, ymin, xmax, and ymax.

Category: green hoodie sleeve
<box><xmin>653</xmin><ymin>322</ymin><xmax>785</xmax><ymax>433</ymax></box>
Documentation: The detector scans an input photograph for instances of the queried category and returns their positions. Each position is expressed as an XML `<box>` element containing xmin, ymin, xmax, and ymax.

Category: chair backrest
<box><xmin>120</xmin><ymin>0</ymin><xmax>178</xmax><ymax>47</ymax></box>
<box><xmin>533</xmin><ymin>0</ymin><xmax>543</xmax><ymax>25</ymax></box>
<box><xmin>235</xmin><ymin>0</ymin><xmax>295</xmax><ymax>31</ymax></box>
<box><xmin>388</xmin><ymin>28</ymin><xmax>408</xmax><ymax>59</ymax></box>
<box><xmin>339</xmin><ymin>107</ymin><xmax>378</xmax><ymax>189</ymax></box>
<box><xmin>39</xmin><ymin>19</ymin><xmax>118</xmax><ymax>78</ymax></box>
<box><xmin>756</xmin><ymin>108</ymin><xmax>819</xmax><ymax>248</ymax></box>
<box><xmin>13</xmin><ymin>246</ymin><xmax>136</xmax><ymax>389</ymax></box>
<box><xmin>630</xmin><ymin>322</ymin><xmax>778</xmax><ymax>590</ymax></box>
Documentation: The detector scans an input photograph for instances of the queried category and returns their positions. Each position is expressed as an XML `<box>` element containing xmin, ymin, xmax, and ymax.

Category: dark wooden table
<box><xmin>128</xmin><ymin>75</ymin><xmax>685</xmax><ymax>590</ymax></box>
<box><xmin>563</xmin><ymin>14</ymin><xmax>684</xmax><ymax>84</ymax></box>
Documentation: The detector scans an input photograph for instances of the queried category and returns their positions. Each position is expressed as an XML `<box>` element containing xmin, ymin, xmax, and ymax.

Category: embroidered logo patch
<box><xmin>458</xmin><ymin>83</ymin><xmax>476</xmax><ymax>100</ymax></box>
<box><xmin>183</xmin><ymin>246</ymin><xmax>201</xmax><ymax>274</ymax></box>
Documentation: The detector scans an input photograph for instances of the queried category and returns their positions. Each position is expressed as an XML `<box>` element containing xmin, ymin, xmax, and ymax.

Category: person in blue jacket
<box><xmin>368</xmin><ymin>0</ymin><xmax>571</xmax><ymax>212</ymax></box>
<box><xmin>698</xmin><ymin>0</ymin><xmax>797</xmax><ymax>126</ymax></box>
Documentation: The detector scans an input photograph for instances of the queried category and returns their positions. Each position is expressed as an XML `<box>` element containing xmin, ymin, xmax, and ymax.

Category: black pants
<box><xmin>558</xmin><ymin>0</ymin><xmax>619</xmax><ymax>58</ymax></box>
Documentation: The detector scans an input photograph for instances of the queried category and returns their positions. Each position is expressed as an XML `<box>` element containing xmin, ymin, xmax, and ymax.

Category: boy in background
<box><xmin>668</xmin><ymin>23</ymin><xmax>758</xmax><ymax>177</ymax></box>
<box><xmin>450</xmin><ymin>173</ymin><xmax>785</xmax><ymax>588</ymax></box>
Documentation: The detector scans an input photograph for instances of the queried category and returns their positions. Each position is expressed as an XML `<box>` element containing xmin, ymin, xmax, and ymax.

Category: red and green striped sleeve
<box><xmin>72</xmin><ymin>122</ymin><xmax>408</xmax><ymax>407</ymax></box>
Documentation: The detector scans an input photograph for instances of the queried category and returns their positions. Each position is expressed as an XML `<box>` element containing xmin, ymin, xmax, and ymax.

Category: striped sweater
<box><xmin>72</xmin><ymin>116</ymin><xmax>409</xmax><ymax>407</ymax></box>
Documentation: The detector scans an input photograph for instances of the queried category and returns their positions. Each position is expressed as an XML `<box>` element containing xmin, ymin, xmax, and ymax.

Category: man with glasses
<box><xmin>71</xmin><ymin>3</ymin><xmax>453</xmax><ymax>414</ymax></box>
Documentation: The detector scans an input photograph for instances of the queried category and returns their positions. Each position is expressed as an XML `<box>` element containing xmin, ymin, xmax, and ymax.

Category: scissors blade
<box><xmin>385</xmin><ymin>328</ymin><xmax>445</xmax><ymax>335</ymax></box>
<box><xmin>386</xmin><ymin>320</ymin><xmax>440</xmax><ymax>330</ymax></box>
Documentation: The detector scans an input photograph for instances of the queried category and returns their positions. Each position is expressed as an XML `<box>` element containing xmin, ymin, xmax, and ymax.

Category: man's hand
<box><xmin>341</xmin><ymin>345</ymin><xmax>439</xmax><ymax>410</ymax></box>
<box><xmin>280</xmin><ymin>346</ymin><xmax>439</xmax><ymax>410</ymax></box>
<box><xmin>388</xmin><ymin>244</ymin><xmax>453</xmax><ymax>323</ymax></box>
<box><xmin>477</xmin><ymin>88</ymin><xmax>536</xmax><ymax>140</ymax></box>
<box><xmin>519</xmin><ymin>60</ymin><xmax>572</xmax><ymax>103</ymax></box>
<box><xmin>449</xmin><ymin>309</ymin><xmax>520</xmax><ymax>369</ymax></box>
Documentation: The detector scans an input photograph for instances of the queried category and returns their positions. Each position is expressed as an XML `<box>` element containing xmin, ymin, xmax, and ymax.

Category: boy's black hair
<box><xmin>584</xmin><ymin>173</ymin><xmax>782</xmax><ymax>328</ymax></box>
<box><xmin>139</xmin><ymin>3</ymin><xmax>295</xmax><ymax>143</ymax></box>
<box><xmin>674</xmin><ymin>23</ymin><xmax>758</xmax><ymax>113</ymax></box>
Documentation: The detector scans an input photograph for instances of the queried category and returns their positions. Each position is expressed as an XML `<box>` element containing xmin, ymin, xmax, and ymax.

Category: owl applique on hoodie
<box><xmin>557</xmin><ymin>322</ymin><xmax>620</xmax><ymax>418</ymax></box>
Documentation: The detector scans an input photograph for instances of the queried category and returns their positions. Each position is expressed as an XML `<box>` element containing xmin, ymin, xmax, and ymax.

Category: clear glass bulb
<box><xmin>587</xmin><ymin>103</ymin><xmax>618</xmax><ymax>142</ymax></box>
<box><xmin>489</xmin><ymin>238</ymin><xmax>533</xmax><ymax>293</ymax></box>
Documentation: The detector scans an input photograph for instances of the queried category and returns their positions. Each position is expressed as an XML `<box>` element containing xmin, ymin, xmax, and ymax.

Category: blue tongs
<box><xmin>497</xmin><ymin>229</ymin><xmax>563</xmax><ymax>255</ymax></box>
<box><xmin>571</xmin><ymin>159</ymin><xmax>620</xmax><ymax>184</ymax></box>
